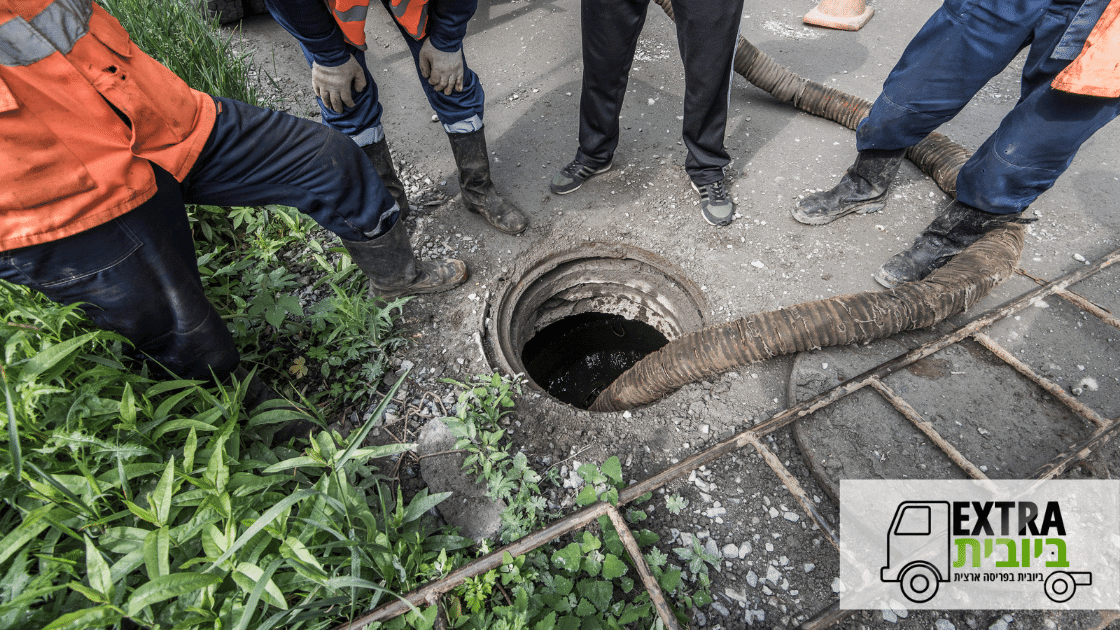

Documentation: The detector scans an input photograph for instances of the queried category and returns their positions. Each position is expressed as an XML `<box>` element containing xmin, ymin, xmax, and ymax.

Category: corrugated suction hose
<box><xmin>588</xmin><ymin>2</ymin><xmax>1024</xmax><ymax>412</ymax></box>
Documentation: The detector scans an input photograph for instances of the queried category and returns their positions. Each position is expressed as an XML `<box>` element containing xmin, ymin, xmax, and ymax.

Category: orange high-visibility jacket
<box><xmin>1052</xmin><ymin>0</ymin><xmax>1120</xmax><ymax>97</ymax></box>
<box><xmin>328</xmin><ymin>0</ymin><xmax>429</xmax><ymax>48</ymax></box>
<box><xmin>0</xmin><ymin>0</ymin><xmax>216</xmax><ymax>251</ymax></box>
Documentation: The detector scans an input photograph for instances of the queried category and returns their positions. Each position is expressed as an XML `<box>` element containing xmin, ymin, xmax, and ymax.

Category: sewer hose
<box><xmin>588</xmin><ymin>3</ymin><xmax>1025</xmax><ymax>412</ymax></box>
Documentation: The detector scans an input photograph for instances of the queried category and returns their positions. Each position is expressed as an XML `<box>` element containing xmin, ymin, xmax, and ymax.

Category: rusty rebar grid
<box><xmin>867</xmin><ymin>377</ymin><xmax>992</xmax><ymax>483</ymax></box>
<box><xmin>970</xmin><ymin>331</ymin><xmax>1110</xmax><ymax>428</ymax></box>
<box><xmin>337</xmin><ymin>249</ymin><xmax>1120</xmax><ymax>630</ymax></box>
<box><xmin>604</xmin><ymin>506</ymin><xmax>684</xmax><ymax>630</ymax></box>
<box><xmin>1017</xmin><ymin>269</ymin><xmax>1120</xmax><ymax>332</ymax></box>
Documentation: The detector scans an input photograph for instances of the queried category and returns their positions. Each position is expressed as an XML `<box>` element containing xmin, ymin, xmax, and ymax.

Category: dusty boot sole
<box><xmin>371</xmin><ymin>260</ymin><xmax>469</xmax><ymax>298</ymax></box>
<box><xmin>791</xmin><ymin>199</ymin><xmax>885</xmax><ymax>226</ymax></box>
<box><xmin>873</xmin><ymin>265</ymin><xmax>906</xmax><ymax>289</ymax></box>
<box><xmin>465</xmin><ymin>205</ymin><xmax>527</xmax><ymax>235</ymax></box>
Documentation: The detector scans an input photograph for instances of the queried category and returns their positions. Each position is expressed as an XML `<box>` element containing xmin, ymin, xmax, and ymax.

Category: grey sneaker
<box><xmin>550</xmin><ymin>158</ymin><xmax>612</xmax><ymax>194</ymax></box>
<box><xmin>693</xmin><ymin>179</ymin><xmax>735</xmax><ymax>226</ymax></box>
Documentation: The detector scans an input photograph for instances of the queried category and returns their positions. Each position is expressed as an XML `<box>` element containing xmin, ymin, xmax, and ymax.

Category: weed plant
<box><xmin>0</xmin><ymin>282</ymin><xmax>476</xmax><ymax>629</ymax></box>
<box><xmin>436</xmin><ymin>375</ymin><xmax>713</xmax><ymax>629</ymax></box>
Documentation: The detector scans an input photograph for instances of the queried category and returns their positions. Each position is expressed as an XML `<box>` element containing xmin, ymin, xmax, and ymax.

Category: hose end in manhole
<box><xmin>487</xmin><ymin>244</ymin><xmax>706</xmax><ymax>410</ymax></box>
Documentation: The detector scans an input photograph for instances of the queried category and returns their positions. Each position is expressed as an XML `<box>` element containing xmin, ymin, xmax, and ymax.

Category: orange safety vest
<box><xmin>1052</xmin><ymin>0</ymin><xmax>1120</xmax><ymax>98</ymax></box>
<box><xmin>328</xmin><ymin>0</ymin><xmax>429</xmax><ymax>49</ymax></box>
<box><xmin>0</xmin><ymin>0</ymin><xmax>216</xmax><ymax>251</ymax></box>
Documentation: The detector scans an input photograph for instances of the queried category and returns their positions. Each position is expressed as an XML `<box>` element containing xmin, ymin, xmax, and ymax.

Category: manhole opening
<box><xmin>521</xmin><ymin>312</ymin><xmax>669</xmax><ymax>409</ymax></box>
<box><xmin>487</xmin><ymin>244</ymin><xmax>707</xmax><ymax>411</ymax></box>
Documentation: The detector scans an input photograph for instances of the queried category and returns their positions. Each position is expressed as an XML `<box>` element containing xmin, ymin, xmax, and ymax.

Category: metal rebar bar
<box><xmin>605</xmin><ymin>505</ymin><xmax>684</xmax><ymax>630</ymax></box>
<box><xmin>1017</xmin><ymin>269</ymin><xmax>1120</xmax><ymax>331</ymax></box>
<box><xmin>743</xmin><ymin>432</ymin><xmax>838</xmax><ymax>548</ymax></box>
<box><xmin>798</xmin><ymin>601</ymin><xmax>853</xmax><ymax>630</ymax></box>
<box><xmin>971</xmin><ymin>332</ymin><xmax>1109</xmax><ymax>428</ymax></box>
<box><xmin>1030</xmin><ymin>416</ymin><xmax>1120</xmax><ymax>481</ymax></box>
<box><xmin>867</xmin><ymin>377</ymin><xmax>994</xmax><ymax>483</ymax></box>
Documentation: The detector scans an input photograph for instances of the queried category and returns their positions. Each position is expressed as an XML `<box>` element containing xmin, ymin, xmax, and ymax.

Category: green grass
<box><xmin>98</xmin><ymin>0</ymin><xmax>271</xmax><ymax>107</ymax></box>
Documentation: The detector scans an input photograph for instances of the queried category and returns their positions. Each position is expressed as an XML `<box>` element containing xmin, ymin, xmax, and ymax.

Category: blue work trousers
<box><xmin>0</xmin><ymin>96</ymin><xmax>396</xmax><ymax>380</ymax></box>
<box><xmin>282</xmin><ymin>19</ymin><xmax>485</xmax><ymax>138</ymax></box>
<box><xmin>856</xmin><ymin>0</ymin><xmax>1120</xmax><ymax>214</ymax></box>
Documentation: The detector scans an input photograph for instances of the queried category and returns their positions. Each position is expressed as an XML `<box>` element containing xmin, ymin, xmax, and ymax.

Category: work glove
<box><xmin>311</xmin><ymin>54</ymin><xmax>367</xmax><ymax>113</ymax></box>
<box><xmin>418</xmin><ymin>39</ymin><xmax>464</xmax><ymax>96</ymax></box>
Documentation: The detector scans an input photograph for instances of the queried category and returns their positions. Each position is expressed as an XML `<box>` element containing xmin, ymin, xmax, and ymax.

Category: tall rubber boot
<box><xmin>341</xmin><ymin>216</ymin><xmax>468</xmax><ymax>298</ymax></box>
<box><xmin>362</xmin><ymin>138</ymin><xmax>412</xmax><ymax>222</ymax></box>
<box><xmin>874</xmin><ymin>200</ymin><xmax>1024</xmax><ymax>288</ymax></box>
<box><xmin>792</xmin><ymin>148</ymin><xmax>906</xmax><ymax>225</ymax></box>
<box><xmin>446</xmin><ymin>129</ymin><xmax>529</xmax><ymax>235</ymax></box>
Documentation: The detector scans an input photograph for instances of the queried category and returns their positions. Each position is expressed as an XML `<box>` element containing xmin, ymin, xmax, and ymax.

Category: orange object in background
<box><xmin>1052</xmin><ymin>0</ymin><xmax>1120</xmax><ymax>98</ymax></box>
<box><xmin>803</xmin><ymin>0</ymin><xmax>874</xmax><ymax>31</ymax></box>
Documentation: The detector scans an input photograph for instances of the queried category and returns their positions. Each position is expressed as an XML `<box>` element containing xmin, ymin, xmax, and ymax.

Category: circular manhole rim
<box><xmin>486</xmin><ymin>243</ymin><xmax>707</xmax><ymax>404</ymax></box>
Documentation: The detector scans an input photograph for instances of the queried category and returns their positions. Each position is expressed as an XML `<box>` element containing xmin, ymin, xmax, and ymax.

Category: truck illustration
<box><xmin>879</xmin><ymin>501</ymin><xmax>1092</xmax><ymax>604</ymax></box>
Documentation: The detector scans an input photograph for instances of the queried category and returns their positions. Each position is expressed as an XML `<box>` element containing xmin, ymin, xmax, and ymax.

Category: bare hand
<box><xmin>418</xmin><ymin>39</ymin><xmax>464</xmax><ymax>96</ymax></box>
<box><xmin>311</xmin><ymin>55</ymin><xmax>368</xmax><ymax>113</ymax></box>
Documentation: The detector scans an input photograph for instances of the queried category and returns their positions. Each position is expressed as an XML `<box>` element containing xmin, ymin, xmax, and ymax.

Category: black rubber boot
<box><xmin>362</xmin><ymin>138</ymin><xmax>412</xmax><ymax>222</ymax></box>
<box><xmin>792</xmin><ymin>148</ymin><xmax>907</xmax><ymax>225</ymax></box>
<box><xmin>874</xmin><ymin>201</ymin><xmax>1023</xmax><ymax>288</ymax></box>
<box><xmin>341</xmin><ymin>217</ymin><xmax>468</xmax><ymax>298</ymax></box>
<box><xmin>446</xmin><ymin>129</ymin><xmax>528</xmax><ymax>235</ymax></box>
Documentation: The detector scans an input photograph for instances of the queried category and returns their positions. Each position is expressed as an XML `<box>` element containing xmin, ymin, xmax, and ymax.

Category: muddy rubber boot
<box><xmin>874</xmin><ymin>201</ymin><xmax>1023</xmax><ymax>288</ymax></box>
<box><xmin>341</xmin><ymin>217</ymin><xmax>468</xmax><ymax>298</ymax></box>
<box><xmin>362</xmin><ymin>138</ymin><xmax>412</xmax><ymax>222</ymax></box>
<box><xmin>446</xmin><ymin>129</ymin><xmax>528</xmax><ymax>235</ymax></box>
<box><xmin>792</xmin><ymin>148</ymin><xmax>906</xmax><ymax>225</ymax></box>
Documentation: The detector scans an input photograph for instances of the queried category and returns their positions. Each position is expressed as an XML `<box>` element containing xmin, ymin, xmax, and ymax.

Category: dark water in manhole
<box><xmin>521</xmin><ymin>312</ymin><xmax>668</xmax><ymax>409</ymax></box>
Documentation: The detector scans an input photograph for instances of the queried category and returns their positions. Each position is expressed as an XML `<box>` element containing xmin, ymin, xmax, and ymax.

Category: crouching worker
<box><xmin>0</xmin><ymin>0</ymin><xmax>467</xmax><ymax>388</ymax></box>
<box><xmin>793</xmin><ymin>0</ymin><xmax>1120</xmax><ymax>288</ymax></box>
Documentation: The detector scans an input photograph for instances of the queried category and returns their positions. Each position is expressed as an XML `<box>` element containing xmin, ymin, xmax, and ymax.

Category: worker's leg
<box><xmin>956</xmin><ymin>1</ymin><xmax>1120</xmax><ymax>214</ymax></box>
<box><xmin>183</xmin><ymin>96</ymin><xmax>467</xmax><ymax>296</ymax></box>
<box><xmin>182</xmin><ymin>96</ymin><xmax>398</xmax><ymax>240</ymax></box>
<box><xmin>669</xmin><ymin>0</ymin><xmax>744</xmax><ymax>186</ymax></box>
<box><xmin>0</xmin><ymin>166</ymin><xmax>238</xmax><ymax>380</ymax></box>
<box><xmin>574</xmin><ymin>0</ymin><xmax>649</xmax><ymax>168</ymax></box>
<box><xmin>856</xmin><ymin>0</ymin><xmax>1052</xmax><ymax>151</ymax></box>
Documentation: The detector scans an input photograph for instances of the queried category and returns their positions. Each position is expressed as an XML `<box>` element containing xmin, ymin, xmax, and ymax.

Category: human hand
<box><xmin>311</xmin><ymin>55</ymin><xmax>368</xmax><ymax>112</ymax></box>
<box><xmin>418</xmin><ymin>39</ymin><xmax>464</xmax><ymax>96</ymax></box>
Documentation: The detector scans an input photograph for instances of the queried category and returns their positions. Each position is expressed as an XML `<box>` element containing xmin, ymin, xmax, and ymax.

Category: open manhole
<box><xmin>487</xmin><ymin>244</ymin><xmax>707</xmax><ymax>409</ymax></box>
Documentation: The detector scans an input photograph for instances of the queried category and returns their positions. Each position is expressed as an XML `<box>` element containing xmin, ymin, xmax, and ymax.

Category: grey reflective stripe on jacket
<box><xmin>332</xmin><ymin>2</ymin><xmax>367</xmax><ymax>26</ymax></box>
<box><xmin>1053</xmin><ymin>0</ymin><xmax>1110</xmax><ymax>60</ymax></box>
<box><xmin>0</xmin><ymin>0</ymin><xmax>92</xmax><ymax>67</ymax></box>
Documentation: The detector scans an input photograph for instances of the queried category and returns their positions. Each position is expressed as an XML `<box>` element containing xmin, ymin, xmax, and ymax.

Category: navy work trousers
<box><xmin>575</xmin><ymin>0</ymin><xmax>746</xmax><ymax>186</ymax></box>
<box><xmin>0</xmin><ymin>96</ymin><xmax>396</xmax><ymax>380</ymax></box>
<box><xmin>272</xmin><ymin>10</ymin><xmax>486</xmax><ymax>137</ymax></box>
<box><xmin>856</xmin><ymin>0</ymin><xmax>1120</xmax><ymax>214</ymax></box>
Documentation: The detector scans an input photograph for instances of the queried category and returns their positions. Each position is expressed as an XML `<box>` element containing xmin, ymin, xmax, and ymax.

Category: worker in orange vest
<box><xmin>0</xmin><ymin>0</ymin><xmax>467</xmax><ymax>386</ymax></box>
<box><xmin>264</xmin><ymin>0</ymin><xmax>529</xmax><ymax>235</ymax></box>
<box><xmin>794</xmin><ymin>0</ymin><xmax>1119</xmax><ymax>287</ymax></box>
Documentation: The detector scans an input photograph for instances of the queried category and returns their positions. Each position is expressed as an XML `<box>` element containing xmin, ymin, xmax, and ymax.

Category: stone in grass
<box><xmin>418</xmin><ymin>419</ymin><xmax>505</xmax><ymax>541</ymax></box>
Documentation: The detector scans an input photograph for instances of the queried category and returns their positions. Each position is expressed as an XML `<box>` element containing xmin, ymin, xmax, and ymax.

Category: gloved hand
<box><xmin>418</xmin><ymin>39</ymin><xmax>464</xmax><ymax>96</ymax></box>
<box><xmin>311</xmin><ymin>54</ymin><xmax>368</xmax><ymax>113</ymax></box>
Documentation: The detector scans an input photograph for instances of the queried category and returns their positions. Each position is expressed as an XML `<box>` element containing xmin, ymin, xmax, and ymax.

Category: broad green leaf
<box><xmin>232</xmin><ymin>558</ymin><xmax>284</xmax><ymax>630</ymax></box>
<box><xmin>262</xmin><ymin>456</ymin><xmax>323</xmax><ymax>474</ymax></box>
<box><xmin>43</xmin><ymin>605</ymin><xmax>122</xmax><ymax>630</ymax></box>
<box><xmin>16</xmin><ymin>332</ymin><xmax>99</xmax><ymax>383</ymax></box>
<box><xmin>2</xmin><ymin>367</ymin><xmax>19</xmax><ymax>483</ymax></box>
<box><xmin>233</xmin><ymin>562</ymin><xmax>287</xmax><ymax>610</ymax></box>
<box><xmin>152</xmin><ymin>457</ymin><xmax>175</xmax><ymax>526</ymax></box>
<box><xmin>124</xmin><ymin>501</ymin><xmax>159</xmax><ymax>527</ymax></box>
<box><xmin>67</xmin><ymin>581</ymin><xmax>108</xmax><ymax>604</ymax></box>
<box><xmin>83</xmin><ymin>535</ymin><xmax>113</xmax><ymax>600</ymax></box>
<box><xmin>602</xmin><ymin>554</ymin><xmax>627</xmax><ymax>580</ymax></box>
<box><xmin>0</xmin><ymin>505</ymin><xmax>52</xmax><ymax>566</ymax></box>
<box><xmin>577</xmin><ymin>579</ymin><xmax>613</xmax><ymax>612</ymax></box>
<box><xmin>119</xmin><ymin>382</ymin><xmax>137</xmax><ymax>428</ymax></box>
<box><xmin>205</xmin><ymin>488</ymin><xmax>314</xmax><ymax>572</ymax></box>
<box><xmin>575</xmin><ymin>484</ymin><xmax>598</xmax><ymax>506</ymax></box>
<box><xmin>183</xmin><ymin>429</ymin><xmax>198</xmax><ymax>473</ymax></box>
<box><xmin>401</xmin><ymin>489</ymin><xmax>451</xmax><ymax>524</ymax></box>
<box><xmin>657</xmin><ymin>568</ymin><xmax>682</xmax><ymax>593</ymax></box>
<box><xmin>551</xmin><ymin>543</ymin><xmax>581</xmax><ymax>572</ymax></box>
<box><xmin>601</xmin><ymin>456</ymin><xmax>622</xmax><ymax>485</ymax></box>
<box><xmin>126</xmin><ymin>573</ymin><xmax>221</xmax><ymax>617</ymax></box>
<box><xmin>143</xmin><ymin>528</ymin><xmax>170</xmax><ymax>579</ymax></box>
<box><xmin>151</xmin><ymin>418</ymin><xmax>218</xmax><ymax>440</ymax></box>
